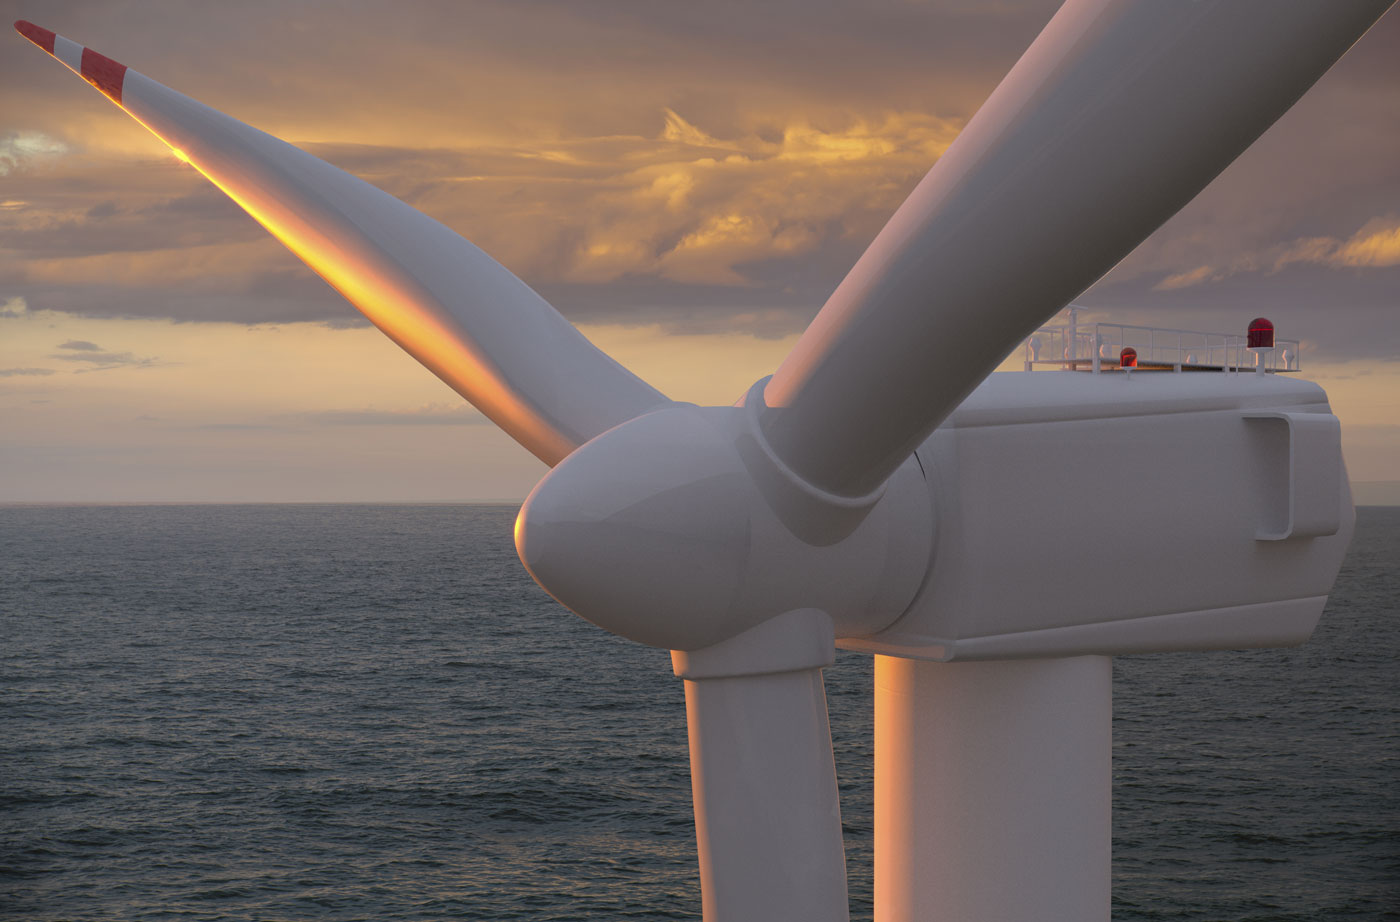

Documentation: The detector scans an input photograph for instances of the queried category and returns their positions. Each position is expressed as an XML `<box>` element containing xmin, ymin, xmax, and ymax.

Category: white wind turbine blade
<box><xmin>14</xmin><ymin>20</ymin><xmax>668</xmax><ymax>466</ymax></box>
<box><xmin>758</xmin><ymin>0</ymin><xmax>1394</xmax><ymax>499</ymax></box>
<box><xmin>683</xmin><ymin>672</ymin><xmax>848</xmax><ymax>922</ymax></box>
<box><xmin>675</xmin><ymin>611</ymin><xmax>850</xmax><ymax>922</ymax></box>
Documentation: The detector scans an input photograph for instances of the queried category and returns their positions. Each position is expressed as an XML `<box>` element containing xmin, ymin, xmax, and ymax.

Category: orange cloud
<box><xmin>2</xmin><ymin>99</ymin><xmax>961</xmax><ymax>325</ymax></box>
<box><xmin>1153</xmin><ymin>215</ymin><xmax>1400</xmax><ymax>290</ymax></box>
<box><xmin>1154</xmin><ymin>265</ymin><xmax>1220</xmax><ymax>290</ymax></box>
<box><xmin>560</xmin><ymin>109</ymin><xmax>962</xmax><ymax>285</ymax></box>
<box><xmin>1334</xmin><ymin>218</ymin><xmax>1400</xmax><ymax>268</ymax></box>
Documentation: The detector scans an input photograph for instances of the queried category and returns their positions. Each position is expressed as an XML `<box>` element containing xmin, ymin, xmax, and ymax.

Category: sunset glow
<box><xmin>2</xmin><ymin>2</ymin><xmax>1397</xmax><ymax>502</ymax></box>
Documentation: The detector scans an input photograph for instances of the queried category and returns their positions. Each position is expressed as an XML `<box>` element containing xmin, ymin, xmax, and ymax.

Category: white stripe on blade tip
<box><xmin>52</xmin><ymin>34</ymin><xmax>83</xmax><ymax>72</ymax></box>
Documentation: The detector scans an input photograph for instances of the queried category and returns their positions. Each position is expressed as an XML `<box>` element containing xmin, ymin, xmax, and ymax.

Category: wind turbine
<box><xmin>16</xmin><ymin>1</ymin><xmax>1393</xmax><ymax>919</ymax></box>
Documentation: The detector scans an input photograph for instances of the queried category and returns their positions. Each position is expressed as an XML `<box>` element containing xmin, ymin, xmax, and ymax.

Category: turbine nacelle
<box><xmin>520</xmin><ymin>371</ymin><xmax>1355</xmax><ymax>662</ymax></box>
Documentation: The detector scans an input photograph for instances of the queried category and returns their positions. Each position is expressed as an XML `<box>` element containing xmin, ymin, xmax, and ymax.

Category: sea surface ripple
<box><xmin>1</xmin><ymin>504</ymin><xmax>1396</xmax><ymax>920</ymax></box>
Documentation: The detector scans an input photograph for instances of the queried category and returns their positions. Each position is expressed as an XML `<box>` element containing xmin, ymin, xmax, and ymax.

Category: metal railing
<box><xmin>1021</xmin><ymin>308</ymin><xmax>1300</xmax><ymax>374</ymax></box>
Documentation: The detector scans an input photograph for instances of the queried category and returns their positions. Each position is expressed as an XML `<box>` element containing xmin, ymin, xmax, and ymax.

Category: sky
<box><xmin>1</xmin><ymin>0</ymin><xmax>1397</xmax><ymax>503</ymax></box>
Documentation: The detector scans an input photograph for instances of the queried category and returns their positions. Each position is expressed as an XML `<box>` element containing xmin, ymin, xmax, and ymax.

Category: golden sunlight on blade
<box><xmin>124</xmin><ymin>112</ymin><xmax>576</xmax><ymax>462</ymax></box>
<box><xmin>60</xmin><ymin>57</ymin><xmax>669</xmax><ymax>465</ymax></box>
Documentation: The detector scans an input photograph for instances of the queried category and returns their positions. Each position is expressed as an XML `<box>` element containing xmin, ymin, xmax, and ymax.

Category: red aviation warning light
<box><xmin>1119</xmin><ymin>347</ymin><xmax>1138</xmax><ymax>368</ymax></box>
<box><xmin>1248</xmin><ymin>317</ymin><xmax>1275</xmax><ymax>349</ymax></box>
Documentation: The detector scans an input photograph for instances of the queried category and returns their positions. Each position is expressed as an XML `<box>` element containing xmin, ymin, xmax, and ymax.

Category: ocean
<box><xmin>2</xmin><ymin>504</ymin><xmax>1396</xmax><ymax>921</ymax></box>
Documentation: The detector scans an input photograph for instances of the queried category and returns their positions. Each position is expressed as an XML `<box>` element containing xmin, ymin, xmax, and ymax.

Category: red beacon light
<box><xmin>1119</xmin><ymin>346</ymin><xmax>1138</xmax><ymax>368</ymax></box>
<box><xmin>1247</xmin><ymin>317</ymin><xmax>1275</xmax><ymax>349</ymax></box>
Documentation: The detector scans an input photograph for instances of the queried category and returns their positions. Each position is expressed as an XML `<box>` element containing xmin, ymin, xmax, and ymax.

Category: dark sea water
<box><xmin>1</xmin><ymin>504</ymin><xmax>1396</xmax><ymax>921</ymax></box>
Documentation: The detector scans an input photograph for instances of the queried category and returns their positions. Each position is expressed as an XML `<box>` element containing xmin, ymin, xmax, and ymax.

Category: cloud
<box><xmin>0</xmin><ymin>131</ymin><xmax>68</xmax><ymax>176</ymax></box>
<box><xmin>550</xmin><ymin>109</ymin><xmax>961</xmax><ymax>289</ymax></box>
<box><xmin>1333</xmin><ymin>218</ymin><xmax>1400</xmax><ymax>268</ymax></box>
<box><xmin>298</xmin><ymin>405</ymin><xmax>488</xmax><ymax>426</ymax></box>
<box><xmin>1265</xmin><ymin>218</ymin><xmax>1400</xmax><ymax>273</ymax></box>
<box><xmin>1154</xmin><ymin>266</ymin><xmax>1220</xmax><ymax>291</ymax></box>
<box><xmin>174</xmin><ymin>405</ymin><xmax>489</xmax><ymax>432</ymax></box>
<box><xmin>49</xmin><ymin>339</ymin><xmax>161</xmax><ymax>370</ymax></box>
<box><xmin>0</xmin><ymin>175</ymin><xmax>260</xmax><ymax>262</ymax></box>
<box><xmin>2</xmin><ymin>0</ymin><xmax>1396</xmax><ymax>358</ymax></box>
<box><xmin>0</xmin><ymin>367</ymin><xmax>56</xmax><ymax>377</ymax></box>
<box><xmin>1</xmin><ymin>106</ymin><xmax>960</xmax><ymax>333</ymax></box>
<box><xmin>49</xmin><ymin>351</ymin><xmax>156</xmax><ymax>368</ymax></box>
<box><xmin>1151</xmin><ymin>216</ymin><xmax>1400</xmax><ymax>291</ymax></box>
<box><xmin>184</xmin><ymin>422</ymin><xmax>285</xmax><ymax>431</ymax></box>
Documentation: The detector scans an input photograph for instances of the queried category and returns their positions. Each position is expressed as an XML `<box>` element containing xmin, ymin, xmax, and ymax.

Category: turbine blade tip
<box><xmin>15</xmin><ymin>20</ymin><xmax>56</xmax><ymax>54</ymax></box>
<box><xmin>14</xmin><ymin>21</ymin><xmax>128</xmax><ymax>105</ymax></box>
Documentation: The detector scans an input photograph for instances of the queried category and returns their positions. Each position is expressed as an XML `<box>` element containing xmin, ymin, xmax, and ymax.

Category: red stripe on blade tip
<box><xmin>14</xmin><ymin>20</ymin><xmax>56</xmax><ymax>54</ymax></box>
<box><xmin>80</xmin><ymin>46</ymin><xmax>127</xmax><ymax>104</ymax></box>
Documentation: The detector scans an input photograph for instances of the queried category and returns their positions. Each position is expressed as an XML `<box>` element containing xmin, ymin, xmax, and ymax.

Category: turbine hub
<box><xmin>516</xmin><ymin>403</ymin><xmax>934</xmax><ymax>651</ymax></box>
